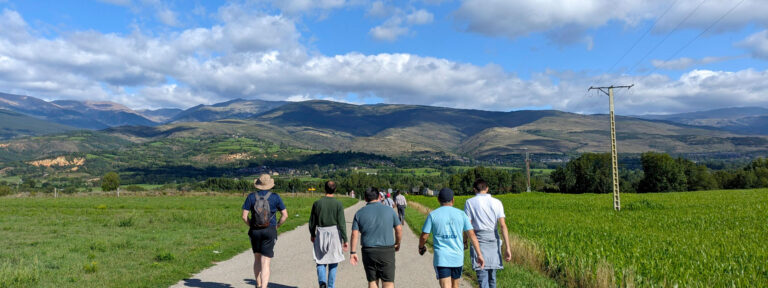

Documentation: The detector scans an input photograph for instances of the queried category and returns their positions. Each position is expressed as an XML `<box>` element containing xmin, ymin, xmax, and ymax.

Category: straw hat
<box><xmin>254</xmin><ymin>174</ymin><xmax>275</xmax><ymax>190</ymax></box>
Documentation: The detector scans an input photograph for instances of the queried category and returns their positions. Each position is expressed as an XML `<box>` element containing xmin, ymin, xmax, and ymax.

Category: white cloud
<box><xmin>271</xmin><ymin>0</ymin><xmax>348</xmax><ymax>15</ymax></box>
<box><xmin>406</xmin><ymin>9</ymin><xmax>434</xmax><ymax>25</ymax></box>
<box><xmin>455</xmin><ymin>0</ymin><xmax>768</xmax><ymax>45</ymax></box>
<box><xmin>369</xmin><ymin>24</ymin><xmax>409</xmax><ymax>42</ymax></box>
<box><xmin>651</xmin><ymin>56</ymin><xmax>733</xmax><ymax>70</ymax></box>
<box><xmin>367</xmin><ymin>1</ymin><xmax>393</xmax><ymax>18</ymax></box>
<box><xmin>2</xmin><ymin>8</ymin><xmax>768</xmax><ymax>114</ymax></box>
<box><xmin>737</xmin><ymin>30</ymin><xmax>768</xmax><ymax>59</ymax></box>
<box><xmin>156</xmin><ymin>8</ymin><xmax>179</xmax><ymax>27</ymax></box>
<box><xmin>369</xmin><ymin>9</ymin><xmax>434</xmax><ymax>42</ymax></box>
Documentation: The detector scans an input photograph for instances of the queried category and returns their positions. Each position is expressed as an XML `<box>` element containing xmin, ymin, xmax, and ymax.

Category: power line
<box><xmin>643</xmin><ymin>0</ymin><xmax>747</xmax><ymax>77</ymax></box>
<box><xmin>605</xmin><ymin>0</ymin><xmax>681</xmax><ymax>75</ymax></box>
<box><xmin>626</xmin><ymin>0</ymin><xmax>708</xmax><ymax>75</ymax></box>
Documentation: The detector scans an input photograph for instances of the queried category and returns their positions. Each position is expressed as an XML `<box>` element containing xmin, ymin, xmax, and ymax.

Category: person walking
<box><xmin>241</xmin><ymin>174</ymin><xmax>288</xmax><ymax>288</ymax></box>
<box><xmin>350</xmin><ymin>188</ymin><xmax>403</xmax><ymax>288</ymax></box>
<box><xmin>463</xmin><ymin>179</ymin><xmax>512</xmax><ymax>288</ymax></box>
<box><xmin>309</xmin><ymin>181</ymin><xmax>349</xmax><ymax>288</ymax></box>
<box><xmin>394</xmin><ymin>190</ymin><xmax>407</xmax><ymax>223</ymax></box>
<box><xmin>419</xmin><ymin>188</ymin><xmax>484</xmax><ymax>288</ymax></box>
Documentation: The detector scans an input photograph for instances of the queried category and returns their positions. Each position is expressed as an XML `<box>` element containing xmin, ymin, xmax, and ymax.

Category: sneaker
<box><xmin>320</xmin><ymin>283</ymin><xmax>327</xmax><ymax>288</ymax></box>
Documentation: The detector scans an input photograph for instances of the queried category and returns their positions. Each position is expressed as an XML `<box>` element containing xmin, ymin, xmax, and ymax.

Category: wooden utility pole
<box><xmin>588</xmin><ymin>84</ymin><xmax>633</xmax><ymax>211</ymax></box>
<box><xmin>525</xmin><ymin>150</ymin><xmax>531</xmax><ymax>192</ymax></box>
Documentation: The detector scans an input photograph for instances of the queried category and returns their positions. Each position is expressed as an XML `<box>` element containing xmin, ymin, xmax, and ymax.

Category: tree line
<box><xmin>551</xmin><ymin>152</ymin><xmax>768</xmax><ymax>193</ymax></box>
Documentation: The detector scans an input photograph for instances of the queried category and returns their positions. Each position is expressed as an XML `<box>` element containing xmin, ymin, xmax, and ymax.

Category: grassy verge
<box><xmin>404</xmin><ymin>202</ymin><xmax>559</xmax><ymax>288</ymax></box>
<box><xmin>409</xmin><ymin>189</ymin><xmax>768</xmax><ymax>287</ymax></box>
<box><xmin>0</xmin><ymin>194</ymin><xmax>357</xmax><ymax>288</ymax></box>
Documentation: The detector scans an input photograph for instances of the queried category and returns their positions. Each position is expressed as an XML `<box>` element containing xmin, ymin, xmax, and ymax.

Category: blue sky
<box><xmin>1</xmin><ymin>0</ymin><xmax>768</xmax><ymax>114</ymax></box>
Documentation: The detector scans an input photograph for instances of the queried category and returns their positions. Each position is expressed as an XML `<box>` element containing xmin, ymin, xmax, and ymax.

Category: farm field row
<box><xmin>408</xmin><ymin>189</ymin><xmax>768</xmax><ymax>287</ymax></box>
<box><xmin>0</xmin><ymin>194</ymin><xmax>357</xmax><ymax>288</ymax></box>
<box><xmin>403</xmin><ymin>206</ymin><xmax>560</xmax><ymax>287</ymax></box>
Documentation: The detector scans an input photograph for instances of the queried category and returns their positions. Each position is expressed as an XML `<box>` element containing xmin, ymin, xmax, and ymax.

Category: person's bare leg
<box><xmin>382</xmin><ymin>281</ymin><xmax>394</xmax><ymax>288</ymax></box>
<box><xmin>451</xmin><ymin>278</ymin><xmax>460</xmax><ymax>288</ymax></box>
<box><xmin>253</xmin><ymin>253</ymin><xmax>262</xmax><ymax>287</ymax></box>
<box><xmin>438</xmin><ymin>278</ymin><xmax>452</xmax><ymax>288</ymax></box>
<box><xmin>260</xmin><ymin>256</ymin><xmax>272</xmax><ymax>287</ymax></box>
<box><xmin>368</xmin><ymin>281</ymin><xmax>378</xmax><ymax>288</ymax></box>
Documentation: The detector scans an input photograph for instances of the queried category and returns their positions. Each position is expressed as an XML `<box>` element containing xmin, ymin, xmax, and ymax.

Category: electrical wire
<box><xmin>605</xmin><ymin>0</ymin><xmax>681</xmax><ymax>75</ymax></box>
<box><xmin>625</xmin><ymin>0</ymin><xmax>708</xmax><ymax>75</ymax></box>
<box><xmin>642</xmin><ymin>0</ymin><xmax>747</xmax><ymax>77</ymax></box>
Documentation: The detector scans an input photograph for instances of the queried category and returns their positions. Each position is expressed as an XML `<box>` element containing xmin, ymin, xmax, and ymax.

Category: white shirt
<box><xmin>464</xmin><ymin>193</ymin><xmax>505</xmax><ymax>231</ymax></box>
<box><xmin>395</xmin><ymin>195</ymin><xmax>407</xmax><ymax>206</ymax></box>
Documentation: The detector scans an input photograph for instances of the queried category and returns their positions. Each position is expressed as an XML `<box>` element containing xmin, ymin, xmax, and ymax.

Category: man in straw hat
<box><xmin>242</xmin><ymin>174</ymin><xmax>288</xmax><ymax>288</ymax></box>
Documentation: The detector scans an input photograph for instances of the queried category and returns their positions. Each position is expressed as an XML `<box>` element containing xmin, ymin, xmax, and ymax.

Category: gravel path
<box><xmin>171</xmin><ymin>200</ymin><xmax>473</xmax><ymax>288</ymax></box>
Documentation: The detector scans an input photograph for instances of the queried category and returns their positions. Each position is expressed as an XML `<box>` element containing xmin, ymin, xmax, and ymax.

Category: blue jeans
<box><xmin>476</xmin><ymin>269</ymin><xmax>497</xmax><ymax>288</ymax></box>
<box><xmin>316</xmin><ymin>263</ymin><xmax>338</xmax><ymax>288</ymax></box>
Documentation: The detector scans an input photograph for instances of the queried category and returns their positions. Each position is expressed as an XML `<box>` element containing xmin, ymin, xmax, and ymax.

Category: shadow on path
<box><xmin>244</xmin><ymin>279</ymin><xmax>298</xmax><ymax>288</ymax></box>
<box><xmin>180</xmin><ymin>279</ymin><xmax>232</xmax><ymax>288</ymax></box>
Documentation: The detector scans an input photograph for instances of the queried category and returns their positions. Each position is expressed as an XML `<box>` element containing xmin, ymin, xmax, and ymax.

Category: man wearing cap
<box><xmin>241</xmin><ymin>174</ymin><xmax>288</xmax><ymax>288</ymax></box>
<box><xmin>464</xmin><ymin>179</ymin><xmax>512</xmax><ymax>288</ymax></box>
<box><xmin>419</xmin><ymin>188</ymin><xmax>484</xmax><ymax>288</ymax></box>
<box><xmin>350</xmin><ymin>188</ymin><xmax>403</xmax><ymax>288</ymax></box>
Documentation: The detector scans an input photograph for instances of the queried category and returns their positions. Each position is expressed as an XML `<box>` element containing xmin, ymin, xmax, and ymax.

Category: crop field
<box><xmin>0</xmin><ymin>194</ymin><xmax>357</xmax><ymax>288</ymax></box>
<box><xmin>403</xmin><ymin>206</ymin><xmax>559</xmax><ymax>287</ymax></box>
<box><xmin>408</xmin><ymin>189</ymin><xmax>768</xmax><ymax>287</ymax></box>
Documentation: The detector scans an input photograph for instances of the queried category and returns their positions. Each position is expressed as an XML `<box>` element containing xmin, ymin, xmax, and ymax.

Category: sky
<box><xmin>1</xmin><ymin>0</ymin><xmax>768</xmax><ymax>115</ymax></box>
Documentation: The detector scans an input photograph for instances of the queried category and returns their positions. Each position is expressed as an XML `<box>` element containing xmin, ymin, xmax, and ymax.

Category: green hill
<box><xmin>105</xmin><ymin>100</ymin><xmax>768</xmax><ymax>157</ymax></box>
<box><xmin>0</xmin><ymin>109</ymin><xmax>76</xmax><ymax>140</ymax></box>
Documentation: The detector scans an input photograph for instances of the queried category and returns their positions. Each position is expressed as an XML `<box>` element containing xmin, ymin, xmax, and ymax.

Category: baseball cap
<box><xmin>438</xmin><ymin>188</ymin><xmax>454</xmax><ymax>203</ymax></box>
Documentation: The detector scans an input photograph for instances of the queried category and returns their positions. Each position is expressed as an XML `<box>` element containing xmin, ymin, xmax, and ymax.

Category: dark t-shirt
<box><xmin>242</xmin><ymin>190</ymin><xmax>286</xmax><ymax>227</ymax></box>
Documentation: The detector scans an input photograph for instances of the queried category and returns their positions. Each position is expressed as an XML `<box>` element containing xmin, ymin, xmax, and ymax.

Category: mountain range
<box><xmin>1</xmin><ymin>92</ymin><xmax>767</xmax><ymax>158</ymax></box>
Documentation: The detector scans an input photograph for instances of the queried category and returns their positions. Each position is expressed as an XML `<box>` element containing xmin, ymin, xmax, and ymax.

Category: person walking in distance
<box><xmin>309</xmin><ymin>181</ymin><xmax>349</xmax><ymax>288</ymax></box>
<box><xmin>419</xmin><ymin>188</ymin><xmax>484</xmax><ymax>288</ymax></box>
<box><xmin>464</xmin><ymin>179</ymin><xmax>512</xmax><ymax>288</ymax></box>
<box><xmin>394</xmin><ymin>190</ymin><xmax>407</xmax><ymax>223</ymax></box>
<box><xmin>241</xmin><ymin>174</ymin><xmax>288</xmax><ymax>288</ymax></box>
<box><xmin>350</xmin><ymin>188</ymin><xmax>403</xmax><ymax>288</ymax></box>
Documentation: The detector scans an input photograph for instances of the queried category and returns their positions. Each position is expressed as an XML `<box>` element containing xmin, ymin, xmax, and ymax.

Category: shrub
<box><xmin>154</xmin><ymin>252</ymin><xmax>174</xmax><ymax>262</ymax></box>
<box><xmin>101</xmin><ymin>172</ymin><xmax>120</xmax><ymax>192</ymax></box>
<box><xmin>117</xmin><ymin>218</ymin><xmax>133</xmax><ymax>227</ymax></box>
<box><xmin>0</xmin><ymin>185</ymin><xmax>12</xmax><ymax>196</ymax></box>
<box><xmin>125</xmin><ymin>185</ymin><xmax>146</xmax><ymax>192</ymax></box>
<box><xmin>82</xmin><ymin>262</ymin><xmax>98</xmax><ymax>274</ymax></box>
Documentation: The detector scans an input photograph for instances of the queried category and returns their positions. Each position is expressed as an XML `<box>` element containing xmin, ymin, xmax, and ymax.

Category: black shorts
<box><xmin>248</xmin><ymin>226</ymin><xmax>277</xmax><ymax>257</ymax></box>
<box><xmin>435</xmin><ymin>266</ymin><xmax>463</xmax><ymax>280</ymax></box>
<box><xmin>361</xmin><ymin>246</ymin><xmax>396</xmax><ymax>282</ymax></box>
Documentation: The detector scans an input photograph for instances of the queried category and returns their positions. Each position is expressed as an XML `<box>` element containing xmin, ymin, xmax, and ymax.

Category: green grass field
<box><xmin>403</xmin><ymin>206</ymin><xmax>559</xmax><ymax>287</ymax></box>
<box><xmin>0</xmin><ymin>194</ymin><xmax>357</xmax><ymax>288</ymax></box>
<box><xmin>408</xmin><ymin>189</ymin><xmax>768</xmax><ymax>287</ymax></box>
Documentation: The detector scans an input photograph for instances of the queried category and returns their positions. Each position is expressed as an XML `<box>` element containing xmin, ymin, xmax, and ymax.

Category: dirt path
<box><xmin>171</xmin><ymin>201</ymin><xmax>473</xmax><ymax>288</ymax></box>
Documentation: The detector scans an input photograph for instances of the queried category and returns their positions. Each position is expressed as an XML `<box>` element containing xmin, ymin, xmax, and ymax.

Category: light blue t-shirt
<box><xmin>421</xmin><ymin>206</ymin><xmax>474</xmax><ymax>267</ymax></box>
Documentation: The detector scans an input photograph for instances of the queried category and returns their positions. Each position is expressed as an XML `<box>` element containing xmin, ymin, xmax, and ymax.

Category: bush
<box><xmin>0</xmin><ymin>185</ymin><xmax>12</xmax><ymax>196</ymax></box>
<box><xmin>101</xmin><ymin>172</ymin><xmax>120</xmax><ymax>192</ymax></box>
<box><xmin>82</xmin><ymin>262</ymin><xmax>98</xmax><ymax>274</ymax></box>
<box><xmin>117</xmin><ymin>218</ymin><xmax>133</xmax><ymax>227</ymax></box>
<box><xmin>154</xmin><ymin>252</ymin><xmax>175</xmax><ymax>262</ymax></box>
<box><xmin>125</xmin><ymin>185</ymin><xmax>146</xmax><ymax>192</ymax></box>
